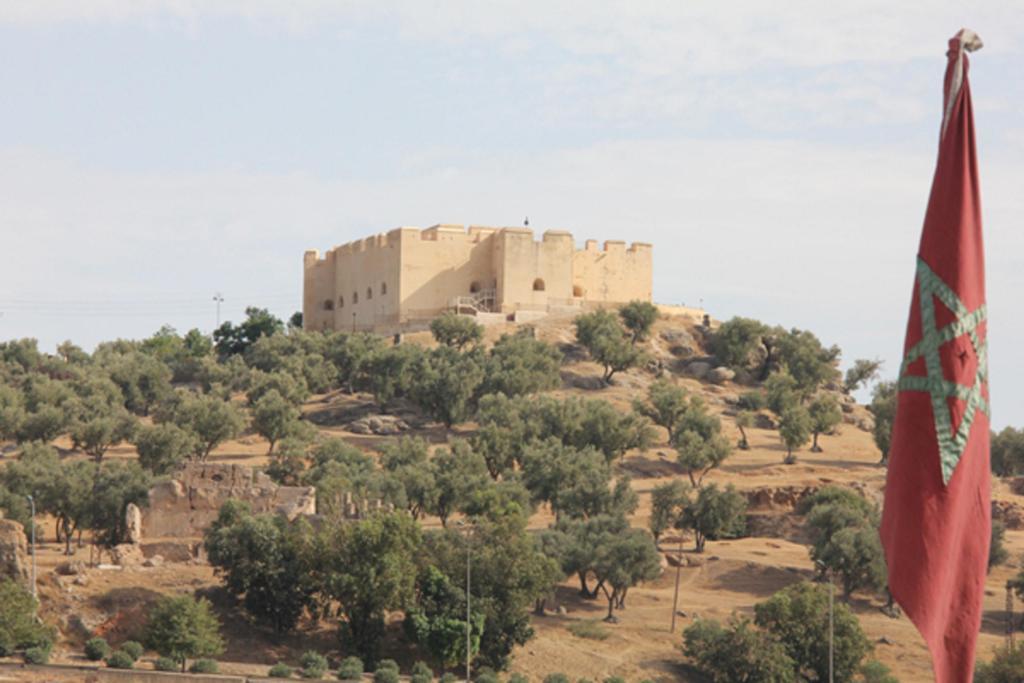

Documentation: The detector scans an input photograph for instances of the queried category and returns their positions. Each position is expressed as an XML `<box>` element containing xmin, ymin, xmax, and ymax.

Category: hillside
<box><xmin>6</xmin><ymin>309</ymin><xmax>1023</xmax><ymax>682</ymax></box>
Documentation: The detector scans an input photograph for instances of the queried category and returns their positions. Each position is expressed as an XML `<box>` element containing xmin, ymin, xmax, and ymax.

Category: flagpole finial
<box><xmin>956</xmin><ymin>29</ymin><xmax>983</xmax><ymax>52</ymax></box>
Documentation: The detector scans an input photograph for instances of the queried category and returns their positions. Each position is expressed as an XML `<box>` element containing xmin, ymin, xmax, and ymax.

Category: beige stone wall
<box><xmin>303</xmin><ymin>224</ymin><xmax>653</xmax><ymax>332</ymax></box>
<box><xmin>572</xmin><ymin>239</ymin><xmax>653</xmax><ymax>304</ymax></box>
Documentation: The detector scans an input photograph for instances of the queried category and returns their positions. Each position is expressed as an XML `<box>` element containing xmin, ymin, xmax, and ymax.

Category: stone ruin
<box><xmin>0</xmin><ymin>517</ymin><xmax>29</xmax><ymax>583</ymax></box>
<box><xmin>140</xmin><ymin>463</ymin><xmax>316</xmax><ymax>539</ymax></box>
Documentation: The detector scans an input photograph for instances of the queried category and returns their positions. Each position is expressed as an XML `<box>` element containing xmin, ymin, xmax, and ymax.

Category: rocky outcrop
<box><xmin>0</xmin><ymin>518</ymin><xmax>29</xmax><ymax>583</ymax></box>
<box><xmin>744</xmin><ymin>486</ymin><xmax>820</xmax><ymax>511</ymax></box>
<box><xmin>141</xmin><ymin>463</ymin><xmax>316</xmax><ymax>540</ymax></box>
<box><xmin>708</xmin><ymin>367</ymin><xmax>736</xmax><ymax>385</ymax></box>
<box><xmin>993</xmin><ymin>499</ymin><xmax>1024</xmax><ymax>530</ymax></box>
<box><xmin>125</xmin><ymin>503</ymin><xmax>142</xmax><ymax>544</ymax></box>
<box><xmin>347</xmin><ymin>414</ymin><xmax>411</xmax><ymax>436</ymax></box>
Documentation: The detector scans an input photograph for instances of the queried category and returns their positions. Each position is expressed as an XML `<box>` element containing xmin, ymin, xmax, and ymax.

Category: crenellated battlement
<box><xmin>303</xmin><ymin>222</ymin><xmax>652</xmax><ymax>332</ymax></box>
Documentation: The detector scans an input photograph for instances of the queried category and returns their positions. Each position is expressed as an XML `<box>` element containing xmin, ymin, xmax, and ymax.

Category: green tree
<box><xmin>989</xmin><ymin>518</ymin><xmax>1009</xmax><ymax>571</ymax></box>
<box><xmin>765</xmin><ymin>371</ymin><xmax>800</xmax><ymax>417</ymax></box>
<box><xmin>134</xmin><ymin>423</ymin><xmax>197</xmax><ymax>474</ymax></box>
<box><xmin>991</xmin><ymin>426</ymin><xmax>1024</xmax><ymax>477</ymax></box>
<box><xmin>592</xmin><ymin>528</ymin><xmax>661</xmax><ymax>621</ymax></box>
<box><xmin>0</xmin><ymin>385</ymin><xmax>25</xmax><ymax>443</ymax></box>
<box><xmin>574</xmin><ymin>310</ymin><xmax>643</xmax><ymax>383</ymax></box>
<box><xmin>380</xmin><ymin>438</ymin><xmax>438</xmax><ymax>521</ymax></box>
<box><xmin>735</xmin><ymin>410</ymin><xmax>754</xmax><ymax>450</ymax></box>
<box><xmin>103</xmin><ymin>351</ymin><xmax>173</xmax><ymax>416</ymax></box>
<box><xmin>867</xmin><ymin>381</ymin><xmax>896</xmax><ymax>464</ymax></box>
<box><xmin>367</xmin><ymin>343</ymin><xmax>425</xmax><ymax>405</ymax></box>
<box><xmin>247</xmin><ymin>369</ymin><xmax>310</xmax><ymax>407</ymax></box>
<box><xmin>648</xmin><ymin>480</ymin><xmax>689</xmax><ymax>543</ymax></box>
<box><xmin>807</xmin><ymin>394</ymin><xmax>842</xmax><ymax>452</ymax></box>
<box><xmin>618</xmin><ymin>301</ymin><xmax>659</xmax><ymax>345</ymax></box>
<box><xmin>754</xmin><ymin>582</ymin><xmax>871</xmax><ymax>683</ymax></box>
<box><xmin>633</xmin><ymin>379</ymin><xmax>689</xmax><ymax>442</ymax></box>
<box><xmin>682</xmin><ymin>617</ymin><xmax>796</xmax><ymax>683</ymax></box>
<box><xmin>404</xmin><ymin>565</ymin><xmax>484</xmax><ymax>669</ymax></box>
<box><xmin>68</xmin><ymin>407</ymin><xmax>137</xmax><ymax>461</ymax></box>
<box><xmin>144</xmin><ymin>595</ymin><xmax>224</xmax><ymax>672</ymax></box>
<box><xmin>0</xmin><ymin>578</ymin><xmax>53</xmax><ymax>656</ymax></box>
<box><xmin>844</xmin><ymin>359</ymin><xmax>882</xmax><ymax>393</ymax></box>
<box><xmin>778</xmin><ymin>405</ymin><xmax>812</xmax><ymax>464</ymax></box>
<box><xmin>682</xmin><ymin>484</ymin><xmax>746</xmax><ymax>552</ymax></box>
<box><xmin>430</xmin><ymin>312</ymin><xmax>484</xmax><ymax>350</ymax></box>
<box><xmin>326</xmin><ymin>332</ymin><xmax>385</xmax><ymax>394</ymax></box>
<box><xmin>410</xmin><ymin>347</ymin><xmax>485</xmax><ymax>427</ymax></box>
<box><xmin>314</xmin><ymin>513</ymin><xmax>421</xmax><ymax>665</ymax></box>
<box><xmin>89</xmin><ymin>461</ymin><xmax>153</xmax><ymax>547</ymax></box>
<box><xmin>858</xmin><ymin>660</ymin><xmax>898</xmax><ymax>683</ymax></box>
<box><xmin>480</xmin><ymin>331</ymin><xmax>562</xmax><ymax>398</ymax></box>
<box><xmin>204</xmin><ymin>500</ymin><xmax>317</xmax><ymax>633</ymax></box>
<box><xmin>251</xmin><ymin>389</ymin><xmax>305</xmax><ymax>454</ymax></box>
<box><xmin>168</xmin><ymin>392</ymin><xmax>246</xmax><ymax>460</ymax></box>
<box><xmin>814</xmin><ymin>526</ymin><xmax>886</xmax><ymax>599</ymax></box>
<box><xmin>710</xmin><ymin>317</ymin><xmax>769</xmax><ymax>372</ymax></box>
<box><xmin>521</xmin><ymin>440</ymin><xmax>618</xmax><ymax>521</ymax></box>
<box><xmin>672</xmin><ymin>396</ymin><xmax>732</xmax><ymax>487</ymax></box>
<box><xmin>428</xmin><ymin>441</ymin><xmax>489</xmax><ymax>527</ymax></box>
<box><xmin>773</xmin><ymin>329</ymin><xmax>841</xmax><ymax>396</ymax></box>
<box><xmin>213</xmin><ymin>306</ymin><xmax>285</xmax><ymax>357</ymax></box>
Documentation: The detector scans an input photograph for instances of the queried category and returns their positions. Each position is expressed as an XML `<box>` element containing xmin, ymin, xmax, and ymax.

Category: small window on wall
<box><xmin>353</xmin><ymin>291</ymin><xmax>359</xmax><ymax>304</ymax></box>
<box><xmin>366</xmin><ymin>287</ymin><xmax>373</xmax><ymax>300</ymax></box>
<box><xmin>381</xmin><ymin>282</ymin><xmax>387</xmax><ymax>295</ymax></box>
<box><xmin>573</xmin><ymin>285</ymin><xmax>584</xmax><ymax>298</ymax></box>
<box><xmin>323</xmin><ymin>299</ymin><xmax>334</xmax><ymax>311</ymax></box>
<box><xmin>338</xmin><ymin>295</ymin><xmax>344</xmax><ymax>308</ymax></box>
<box><xmin>533</xmin><ymin>278</ymin><xmax>546</xmax><ymax>292</ymax></box>
<box><xmin>470</xmin><ymin>281</ymin><xmax>481</xmax><ymax>293</ymax></box>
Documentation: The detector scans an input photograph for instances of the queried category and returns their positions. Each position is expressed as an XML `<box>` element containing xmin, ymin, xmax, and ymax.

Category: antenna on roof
<box><xmin>524</xmin><ymin>216</ymin><xmax>529</xmax><ymax>227</ymax></box>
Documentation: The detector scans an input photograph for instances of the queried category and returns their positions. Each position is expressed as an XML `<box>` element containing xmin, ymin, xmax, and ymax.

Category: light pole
<box><xmin>670</xmin><ymin>532</ymin><xmax>684</xmax><ymax>632</ymax></box>
<box><xmin>25</xmin><ymin>495</ymin><xmax>36</xmax><ymax>599</ymax></box>
<box><xmin>212</xmin><ymin>292</ymin><xmax>224</xmax><ymax>328</ymax></box>
<box><xmin>457</xmin><ymin>520</ymin><xmax>472</xmax><ymax>682</ymax></box>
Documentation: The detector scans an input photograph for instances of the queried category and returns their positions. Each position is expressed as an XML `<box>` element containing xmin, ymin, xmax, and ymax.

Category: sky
<box><xmin>1</xmin><ymin>2</ymin><xmax>1022</xmax><ymax>426</ymax></box>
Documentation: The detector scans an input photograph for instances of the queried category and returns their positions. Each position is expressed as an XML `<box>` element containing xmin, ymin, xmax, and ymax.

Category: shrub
<box><xmin>84</xmin><ymin>636</ymin><xmax>110</xmax><ymax>661</ymax></box>
<box><xmin>337</xmin><ymin>655</ymin><xmax>365</xmax><ymax>680</ymax></box>
<box><xmin>543</xmin><ymin>675</ymin><xmax>570</xmax><ymax>683</ymax></box>
<box><xmin>440</xmin><ymin>674</ymin><xmax>458</xmax><ymax>683</ymax></box>
<box><xmin>859</xmin><ymin>659</ymin><xmax>898</xmax><ymax>683</ymax></box>
<box><xmin>373</xmin><ymin>666</ymin><xmax>400</xmax><ymax>683</ymax></box>
<box><xmin>190</xmin><ymin>658</ymin><xmax>219</xmax><ymax>674</ymax></box>
<box><xmin>269</xmin><ymin>662</ymin><xmax>294</xmax><ymax>679</ymax></box>
<box><xmin>411</xmin><ymin>660</ymin><xmax>433</xmax><ymax>683</ymax></box>
<box><xmin>737</xmin><ymin>390</ymin><xmax>767</xmax><ymax>411</ymax></box>
<box><xmin>975</xmin><ymin>643</ymin><xmax>1024</xmax><ymax>683</ymax></box>
<box><xmin>121</xmin><ymin>640</ymin><xmax>144</xmax><ymax>661</ymax></box>
<box><xmin>476</xmin><ymin>670</ymin><xmax>500</xmax><ymax>683</ymax></box>
<box><xmin>603</xmin><ymin>678</ymin><xmax>625</xmax><ymax>683</ymax></box>
<box><xmin>24</xmin><ymin>645</ymin><xmax>50</xmax><ymax>664</ymax></box>
<box><xmin>155</xmin><ymin>657</ymin><xmax>178</xmax><ymax>671</ymax></box>
<box><xmin>567</xmin><ymin>620</ymin><xmax>609</xmax><ymax>641</ymax></box>
<box><xmin>105</xmin><ymin>650</ymin><xmax>135</xmax><ymax>669</ymax></box>
<box><xmin>509</xmin><ymin>675</ymin><xmax>530</xmax><ymax>683</ymax></box>
<box><xmin>300</xmin><ymin>650</ymin><xmax>329</xmax><ymax>679</ymax></box>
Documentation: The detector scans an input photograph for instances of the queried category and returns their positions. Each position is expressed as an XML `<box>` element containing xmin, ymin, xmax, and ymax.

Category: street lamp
<box><xmin>25</xmin><ymin>495</ymin><xmax>36</xmax><ymax>599</ymax></box>
<box><xmin>212</xmin><ymin>292</ymin><xmax>224</xmax><ymax>328</ymax></box>
<box><xmin>457</xmin><ymin>520</ymin><xmax>472</xmax><ymax>682</ymax></box>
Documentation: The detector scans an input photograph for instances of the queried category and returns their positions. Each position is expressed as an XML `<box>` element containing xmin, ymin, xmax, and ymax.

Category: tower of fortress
<box><xmin>303</xmin><ymin>224</ymin><xmax>652</xmax><ymax>333</ymax></box>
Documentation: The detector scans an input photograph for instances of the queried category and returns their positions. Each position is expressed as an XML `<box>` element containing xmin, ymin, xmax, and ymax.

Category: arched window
<box><xmin>532</xmin><ymin>278</ymin><xmax>546</xmax><ymax>292</ymax></box>
<box><xmin>323</xmin><ymin>299</ymin><xmax>334</xmax><ymax>311</ymax></box>
<box><xmin>353</xmin><ymin>291</ymin><xmax>359</xmax><ymax>304</ymax></box>
<box><xmin>366</xmin><ymin>287</ymin><xmax>373</xmax><ymax>300</ymax></box>
<box><xmin>381</xmin><ymin>282</ymin><xmax>387</xmax><ymax>295</ymax></box>
<box><xmin>469</xmin><ymin>281</ymin><xmax>481</xmax><ymax>294</ymax></box>
<box><xmin>572</xmin><ymin>285</ymin><xmax>584</xmax><ymax>298</ymax></box>
<box><xmin>338</xmin><ymin>295</ymin><xmax>344</xmax><ymax>308</ymax></box>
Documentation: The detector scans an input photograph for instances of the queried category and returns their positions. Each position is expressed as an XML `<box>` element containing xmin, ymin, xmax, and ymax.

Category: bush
<box><xmin>859</xmin><ymin>659</ymin><xmax>898</xmax><ymax>683</ymax></box>
<box><xmin>106</xmin><ymin>650</ymin><xmax>135</xmax><ymax>669</ymax></box>
<box><xmin>975</xmin><ymin>643</ymin><xmax>1024</xmax><ymax>682</ymax></box>
<box><xmin>84</xmin><ymin>636</ymin><xmax>110</xmax><ymax>661</ymax></box>
<box><xmin>269</xmin><ymin>662</ymin><xmax>294</xmax><ymax>679</ymax></box>
<box><xmin>509</xmin><ymin>675</ymin><xmax>530</xmax><ymax>683</ymax></box>
<box><xmin>155</xmin><ymin>657</ymin><xmax>178</xmax><ymax>671</ymax></box>
<box><xmin>337</xmin><ymin>655</ymin><xmax>364</xmax><ymax>680</ymax></box>
<box><xmin>603</xmin><ymin>678</ymin><xmax>625</xmax><ymax>683</ymax></box>
<box><xmin>373</xmin><ymin>666</ymin><xmax>400</xmax><ymax>683</ymax></box>
<box><xmin>543</xmin><ymin>675</ymin><xmax>570</xmax><ymax>683</ymax></box>
<box><xmin>737</xmin><ymin>391</ymin><xmax>767</xmax><ymax>411</ymax></box>
<box><xmin>24</xmin><ymin>645</ymin><xmax>50</xmax><ymax>664</ymax></box>
<box><xmin>476</xmin><ymin>670</ymin><xmax>500</xmax><ymax>683</ymax></box>
<box><xmin>411</xmin><ymin>660</ymin><xmax>433</xmax><ymax>683</ymax></box>
<box><xmin>567</xmin><ymin>620</ymin><xmax>609</xmax><ymax>641</ymax></box>
<box><xmin>300</xmin><ymin>650</ymin><xmax>329</xmax><ymax>679</ymax></box>
<box><xmin>190</xmin><ymin>658</ymin><xmax>219</xmax><ymax>674</ymax></box>
<box><xmin>440</xmin><ymin>674</ymin><xmax>458</xmax><ymax>683</ymax></box>
<box><xmin>121</xmin><ymin>640</ymin><xmax>144</xmax><ymax>661</ymax></box>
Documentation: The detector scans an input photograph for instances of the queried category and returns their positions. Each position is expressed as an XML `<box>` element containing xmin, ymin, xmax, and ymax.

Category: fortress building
<box><xmin>303</xmin><ymin>224</ymin><xmax>652</xmax><ymax>333</ymax></box>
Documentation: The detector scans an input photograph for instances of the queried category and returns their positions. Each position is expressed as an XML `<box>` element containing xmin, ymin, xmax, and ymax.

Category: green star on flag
<box><xmin>897</xmin><ymin>257</ymin><xmax>989</xmax><ymax>484</ymax></box>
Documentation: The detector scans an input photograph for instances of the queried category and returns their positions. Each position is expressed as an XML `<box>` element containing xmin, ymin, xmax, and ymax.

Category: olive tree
<box><xmin>144</xmin><ymin>595</ymin><xmax>224</xmax><ymax>672</ymax></box>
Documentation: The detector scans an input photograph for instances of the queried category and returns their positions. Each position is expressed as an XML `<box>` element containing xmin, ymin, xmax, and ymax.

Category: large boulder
<box><xmin>708</xmin><ymin>367</ymin><xmax>736</xmax><ymax>385</ymax></box>
<box><xmin>686</xmin><ymin>361</ymin><xmax>712</xmax><ymax>380</ymax></box>
<box><xmin>125</xmin><ymin>503</ymin><xmax>142</xmax><ymax>544</ymax></box>
<box><xmin>0</xmin><ymin>519</ymin><xmax>29</xmax><ymax>583</ymax></box>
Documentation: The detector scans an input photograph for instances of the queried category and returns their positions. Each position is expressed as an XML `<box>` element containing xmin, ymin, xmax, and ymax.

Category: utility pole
<box><xmin>828</xmin><ymin>573</ymin><xmax>834</xmax><ymax>683</ymax></box>
<box><xmin>26</xmin><ymin>495</ymin><xmax>36</xmax><ymax>599</ymax></box>
<box><xmin>457</xmin><ymin>520</ymin><xmax>472</xmax><ymax>682</ymax></box>
<box><xmin>212</xmin><ymin>292</ymin><xmax>224</xmax><ymax>328</ymax></box>
<box><xmin>670</xmin><ymin>534</ymin><xmax>684</xmax><ymax>632</ymax></box>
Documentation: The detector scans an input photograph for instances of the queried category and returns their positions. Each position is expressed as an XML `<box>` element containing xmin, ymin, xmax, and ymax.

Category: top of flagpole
<box><xmin>942</xmin><ymin>29</ymin><xmax>983</xmax><ymax>138</ymax></box>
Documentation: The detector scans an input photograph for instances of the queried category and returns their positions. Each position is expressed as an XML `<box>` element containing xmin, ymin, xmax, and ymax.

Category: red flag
<box><xmin>880</xmin><ymin>29</ymin><xmax>989</xmax><ymax>683</ymax></box>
